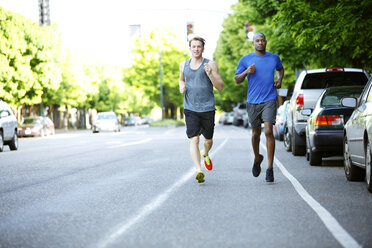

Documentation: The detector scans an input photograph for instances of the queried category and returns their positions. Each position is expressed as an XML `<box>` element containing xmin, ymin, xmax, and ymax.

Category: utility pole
<box><xmin>159</xmin><ymin>49</ymin><xmax>164</xmax><ymax>120</ymax></box>
<box><xmin>39</xmin><ymin>0</ymin><xmax>50</xmax><ymax>26</ymax></box>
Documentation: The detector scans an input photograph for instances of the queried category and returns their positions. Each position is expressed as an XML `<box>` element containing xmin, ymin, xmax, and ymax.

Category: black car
<box><xmin>303</xmin><ymin>86</ymin><xmax>365</xmax><ymax>165</ymax></box>
<box><xmin>342</xmin><ymin>77</ymin><xmax>372</xmax><ymax>193</ymax></box>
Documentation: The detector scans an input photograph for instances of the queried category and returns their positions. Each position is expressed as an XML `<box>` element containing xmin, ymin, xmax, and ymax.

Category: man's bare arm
<box><xmin>274</xmin><ymin>67</ymin><xmax>284</xmax><ymax>89</ymax></box>
<box><xmin>234</xmin><ymin>64</ymin><xmax>255</xmax><ymax>84</ymax></box>
<box><xmin>204</xmin><ymin>61</ymin><xmax>223</xmax><ymax>91</ymax></box>
<box><xmin>179</xmin><ymin>61</ymin><xmax>186</xmax><ymax>93</ymax></box>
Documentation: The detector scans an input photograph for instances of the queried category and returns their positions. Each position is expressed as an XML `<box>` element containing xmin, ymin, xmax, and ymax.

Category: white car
<box><xmin>93</xmin><ymin>112</ymin><xmax>121</xmax><ymax>133</ymax></box>
<box><xmin>0</xmin><ymin>100</ymin><xmax>18</xmax><ymax>152</ymax></box>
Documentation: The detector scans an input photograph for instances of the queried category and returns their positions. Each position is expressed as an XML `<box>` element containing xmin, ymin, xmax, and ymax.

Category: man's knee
<box><xmin>204</xmin><ymin>138</ymin><xmax>213</xmax><ymax>145</ymax></box>
<box><xmin>264</xmin><ymin>123</ymin><xmax>274</xmax><ymax>137</ymax></box>
<box><xmin>190</xmin><ymin>136</ymin><xmax>199</xmax><ymax>145</ymax></box>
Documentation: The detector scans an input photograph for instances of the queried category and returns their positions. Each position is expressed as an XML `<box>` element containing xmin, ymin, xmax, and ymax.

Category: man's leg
<box><xmin>252</xmin><ymin>126</ymin><xmax>262</xmax><ymax>162</ymax></box>
<box><xmin>264</xmin><ymin>122</ymin><xmax>275</xmax><ymax>169</ymax></box>
<box><xmin>203</xmin><ymin>138</ymin><xmax>213</xmax><ymax>156</ymax></box>
<box><xmin>190</xmin><ymin>135</ymin><xmax>202</xmax><ymax>171</ymax></box>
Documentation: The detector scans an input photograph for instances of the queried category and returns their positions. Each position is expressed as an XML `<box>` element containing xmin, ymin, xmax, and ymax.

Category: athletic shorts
<box><xmin>184</xmin><ymin>109</ymin><xmax>215</xmax><ymax>139</ymax></box>
<box><xmin>246</xmin><ymin>100</ymin><xmax>277</xmax><ymax>128</ymax></box>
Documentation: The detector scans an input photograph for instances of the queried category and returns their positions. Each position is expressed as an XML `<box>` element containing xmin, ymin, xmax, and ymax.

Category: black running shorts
<box><xmin>184</xmin><ymin>109</ymin><xmax>215</xmax><ymax>139</ymax></box>
<box><xmin>246</xmin><ymin>100</ymin><xmax>277</xmax><ymax>128</ymax></box>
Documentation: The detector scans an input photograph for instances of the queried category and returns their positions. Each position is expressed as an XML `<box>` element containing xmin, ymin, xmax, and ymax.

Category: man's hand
<box><xmin>274</xmin><ymin>79</ymin><xmax>282</xmax><ymax>89</ymax></box>
<box><xmin>246</xmin><ymin>64</ymin><xmax>255</xmax><ymax>74</ymax></box>
<box><xmin>204</xmin><ymin>63</ymin><xmax>212</xmax><ymax>76</ymax></box>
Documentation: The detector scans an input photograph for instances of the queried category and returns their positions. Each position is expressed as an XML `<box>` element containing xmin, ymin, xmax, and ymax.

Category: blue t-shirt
<box><xmin>235</xmin><ymin>52</ymin><xmax>283</xmax><ymax>104</ymax></box>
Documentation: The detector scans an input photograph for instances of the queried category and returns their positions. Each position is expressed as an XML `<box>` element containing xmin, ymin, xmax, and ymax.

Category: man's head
<box><xmin>189</xmin><ymin>36</ymin><xmax>205</xmax><ymax>48</ymax></box>
<box><xmin>252</xmin><ymin>32</ymin><xmax>267</xmax><ymax>53</ymax></box>
<box><xmin>189</xmin><ymin>37</ymin><xmax>205</xmax><ymax>58</ymax></box>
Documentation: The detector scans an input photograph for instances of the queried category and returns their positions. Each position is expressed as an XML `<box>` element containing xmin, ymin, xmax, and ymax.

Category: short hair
<box><xmin>189</xmin><ymin>37</ymin><xmax>205</xmax><ymax>47</ymax></box>
<box><xmin>253</xmin><ymin>32</ymin><xmax>266</xmax><ymax>40</ymax></box>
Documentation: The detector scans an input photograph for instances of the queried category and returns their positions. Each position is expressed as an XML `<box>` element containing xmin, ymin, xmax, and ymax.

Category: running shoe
<box><xmin>195</xmin><ymin>171</ymin><xmax>205</xmax><ymax>183</ymax></box>
<box><xmin>266</xmin><ymin>168</ymin><xmax>274</xmax><ymax>182</ymax></box>
<box><xmin>252</xmin><ymin>154</ymin><xmax>264</xmax><ymax>177</ymax></box>
<box><xmin>200</xmin><ymin>151</ymin><xmax>213</xmax><ymax>171</ymax></box>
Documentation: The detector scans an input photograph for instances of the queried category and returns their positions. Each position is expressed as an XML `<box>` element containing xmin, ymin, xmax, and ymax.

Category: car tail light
<box><xmin>296</xmin><ymin>94</ymin><xmax>304</xmax><ymax>110</ymax></box>
<box><xmin>315</xmin><ymin>115</ymin><xmax>342</xmax><ymax>127</ymax></box>
<box><xmin>326</xmin><ymin>67</ymin><xmax>344</xmax><ymax>72</ymax></box>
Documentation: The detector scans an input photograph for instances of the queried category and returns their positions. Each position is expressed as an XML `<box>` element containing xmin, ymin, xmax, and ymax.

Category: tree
<box><xmin>123</xmin><ymin>27</ymin><xmax>188</xmax><ymax>118</ymax></box>
<box><xmin>0</xmin><ymin>7</ymin><xmax>62</xmax><ymax>108</ymax></box>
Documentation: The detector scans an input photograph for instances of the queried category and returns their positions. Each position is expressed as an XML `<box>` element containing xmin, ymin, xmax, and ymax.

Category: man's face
<box><xmin>253</xmin><ymin>35</ymin><xmax>267</xmax><ymax>52</ymax></box>
<box><xmin>190</xmin><ymin>40</ymin><xmax>204</xmax><ymax>57</ymax></box>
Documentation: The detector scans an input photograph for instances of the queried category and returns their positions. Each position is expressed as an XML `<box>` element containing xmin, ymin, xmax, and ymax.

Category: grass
<box><xmin>149</xmin><ymin>119</ymin><xmax>185</xmax><ymax>127</ymax></box>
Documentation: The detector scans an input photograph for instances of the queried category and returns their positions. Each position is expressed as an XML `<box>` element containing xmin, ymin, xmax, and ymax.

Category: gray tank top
<box><xmin>183</xmin><ymin>58</ymin><xmax>215</xmax><ymax>112</ymax></box>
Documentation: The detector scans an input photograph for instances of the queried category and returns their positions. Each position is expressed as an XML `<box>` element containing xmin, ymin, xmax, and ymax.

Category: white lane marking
<box><xmin>97</xmin><ymin>138</ymin><xmax>228</xmax><ymax>248</ymax></box>
<box><xmin>260</xmin><ymin>144</ymin><xmax>361</xmax><ymax>248</ymax></box>
<box><xmin>108</xmin><ymin>138</ymin><xmax>152</xmax><ymax>149</ymax></box>
<box><xmin>165</xmin><ymin>127</ymin><xmax>177</xmax><ymax>135</ymax></box>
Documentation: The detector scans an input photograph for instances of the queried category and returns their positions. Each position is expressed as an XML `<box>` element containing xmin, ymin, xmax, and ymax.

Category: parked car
<box><xmin>284</xmin><ymin>67</ymin><xmax>370</xmax><ymax>155</ymax></box>
<box><xmin>302</xmin><ymin>86</ymin><xmax>365</xmax><ymax>165</ymax></box>
<box><xmin>342</xmin><ymin>77</ymin><xmax>372</xmax><ymax>193</ymax></box>
<box><xmin>242</xmin><ymin>111</ymin><xmax>250</xmax><ymax>128</ymax></box>
<box><xmin>232</xmin><ymin>102</ymin><xmax>247</xmax><ymax>126</ymax></box>
<box><xmin>223</xmin><ymin>112</ymin><xmax>234</xmax><ymax>125</ymax></box>
<box><xmin>93</xmin><ymin>112</ymin><xmax>121</xmax><ymax>133</ymax></box>
<box><xmin>0</xmin><ymin>100</ymin><xmax>18</xmax><ymax>152</ymax></box>
<box><xmin>219</xmin><ymin>112</ymin><xmax>228</xmax><ymax>124</ymax></box>
<box><xmin>274</xmin><ymin>100</ymin><xmax>290</xmax><ymax>141</ymax></box>
<box><xmin>19</xmin><ymin>116</ymin><xmax>55</xmax><ymax>137</ymax></box>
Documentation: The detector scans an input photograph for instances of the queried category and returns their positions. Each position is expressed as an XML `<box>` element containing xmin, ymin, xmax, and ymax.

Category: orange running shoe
<box><xmin>200</xmin><ymin>151</ymin><xmax>213</xmax><ymax>171</ymax></box>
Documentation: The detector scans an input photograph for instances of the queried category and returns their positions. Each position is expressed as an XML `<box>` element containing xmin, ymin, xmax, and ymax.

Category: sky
<box><xmin>0</xmin><ymin>0</ymin><xmax>238</xmax><ymax>67</ymax></box>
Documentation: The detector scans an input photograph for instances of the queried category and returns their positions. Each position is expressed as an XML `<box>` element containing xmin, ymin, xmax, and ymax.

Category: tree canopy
<box><xmin>213</xmin><ymin>0</ymin><xmax>372</xmax><ymax>110</ymax></box>
<box><xmin>123</xmin><ymin>28</ymin><xmax>188</xmax><ymax>118</ymax></box>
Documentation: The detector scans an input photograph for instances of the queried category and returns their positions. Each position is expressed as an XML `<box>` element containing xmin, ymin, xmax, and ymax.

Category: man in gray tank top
<box><xmin>179</xmin><ymin>37</ymin><xmax>224</xmax><ymax>183</ymax></box>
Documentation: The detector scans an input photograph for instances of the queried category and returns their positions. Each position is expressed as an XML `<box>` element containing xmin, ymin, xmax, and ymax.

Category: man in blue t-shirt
<box><xmin>234</xmin><ymin>32</ymin><xmax>284</xmax><ymax>182</ymax></box>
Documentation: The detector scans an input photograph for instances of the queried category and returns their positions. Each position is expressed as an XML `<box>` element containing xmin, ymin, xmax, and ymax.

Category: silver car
<box><xmin>93</xmin><ymin>112</ymin><xmax>121</xmax><ymax>133</ymax></box>
<box><xmin>342</xmin><ymin>77</ymin><xmax>372</xmax><ymax>193</ymax></box>
<box><xmin>0</xmin><ymin>100</ymin><xmax>18</xmax><ymax>152</ymax></box>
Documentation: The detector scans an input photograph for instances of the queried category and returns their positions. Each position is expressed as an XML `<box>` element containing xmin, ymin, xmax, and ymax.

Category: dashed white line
<box><xmin>97</xmin><ymin>138</ymin><xmax>228</xmax><ymax>248</ymax></box>
<box><xmin>108</xmin><ymin>138</ymin><xmax>152</xmax><ymax>149</ymax></box>
<box><xmin>260</xmin><ymin>143</ymin><xmax>361</xmax><ymax>248</ymax></box>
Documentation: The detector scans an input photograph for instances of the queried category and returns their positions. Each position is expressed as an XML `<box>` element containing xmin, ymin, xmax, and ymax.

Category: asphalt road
<box><xmin>0</xmin><ymin>125</ymin><xmax>371</xmax><ymax>248</ymax></box>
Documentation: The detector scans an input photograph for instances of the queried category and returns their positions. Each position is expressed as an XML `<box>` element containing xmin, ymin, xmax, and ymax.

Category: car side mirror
<box><xmin>301</xmin><ymin>109</ymin><xmax>312</xmax><ymax>116</ymax></box>
<box><xmin>278</xmin><ymin>88</ymin><xmax>288</xmax><ymax>97</ymax></box>
<box><xmin>341</xmin><ymin>97</ymin><xmax>357</xmax><ymax>108</ymax></box>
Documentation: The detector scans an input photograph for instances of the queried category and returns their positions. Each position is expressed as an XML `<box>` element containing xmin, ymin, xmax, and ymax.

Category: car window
<box><xmin>359</xmin><ymin>79</ymin><xmax>372</xmax><ymax>104</ymax></box>
<box><xmin>367</xmin><ymin>84</ymin><xmax>372</xmax><ymax>102</ymax></box>
<box><xmin>98</xmin><ymin>114</ymin><xmax>116</xmax><ymax>120</ymax></box>
<box><xmin>23</xmin><ymin>118</ymin><xmax>41</xmax><ymax>124</ymax></box>
<box><xmin>320</xmin><ymin>86</ymin><xmax>365</xmax><ymax>107</ymax></box>
<box><xmin>301</xmin><ymin>72</ymin><xmax>368</xmax><ymax>89</ymax></box>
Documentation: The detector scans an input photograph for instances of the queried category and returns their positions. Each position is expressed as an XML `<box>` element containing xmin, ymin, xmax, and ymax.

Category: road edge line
<box><xmin>260</xmin><ymin>143</ymin><xmax>361</xmax><ymax>248</ymax></box>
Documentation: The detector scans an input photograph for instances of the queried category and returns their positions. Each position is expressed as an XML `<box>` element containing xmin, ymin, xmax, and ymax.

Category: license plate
<box><xmin>25</xmin><ymin>128</ymin><xmax>31</xmax><ymax>135</ymax></box>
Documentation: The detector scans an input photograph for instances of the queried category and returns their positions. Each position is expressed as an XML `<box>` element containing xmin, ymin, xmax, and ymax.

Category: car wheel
<box><xmin>283</xmin><ymin>125</ymin><xmax>291</xmax><ymax>152</ymax></box>
<box><xmin>365</xmin><ymin>143</ymin><xmax>372</xmax><ymax>193</ymax></box>
<box><xmin>0</xmin><ymin>130</ymin><xmax>3</xmax><ymax>152</ymax></box>
<box><xmin>9</xmin><ymin>130</ymin><xmax>18</xmax><ymax>151</ymax></box>
<box><xmin>343</xmin><ymin>135</ymin><xmax>364</xmax><ymax>181</ymax></box>
<box><xmin>291</xmin><ymin>126</ymin><xmax>306</xmax><ymax>156</ymax></box>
